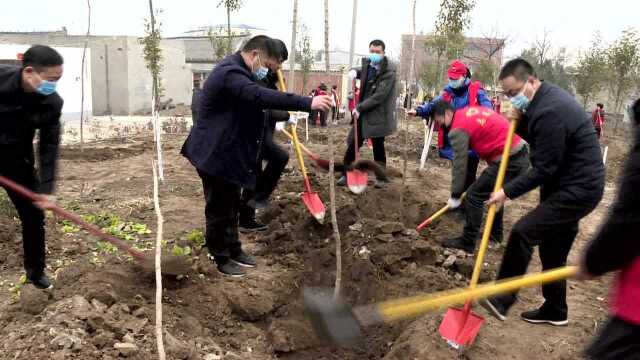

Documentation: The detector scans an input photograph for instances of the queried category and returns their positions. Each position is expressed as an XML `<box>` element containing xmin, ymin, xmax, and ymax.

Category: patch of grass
<box><xmin>0</xmin><ymin>189</ymin><xmax>17</xmax><ymax>219</ymax></box>
<box><xmin>171</xmin><ymin>244</ymin><xmax>192</xmax><ymax>257</ymax></box>
<box><xmin>186</xmin><ymin>229</ymin><xmax>205</xmax><ymax>248</ymax></box>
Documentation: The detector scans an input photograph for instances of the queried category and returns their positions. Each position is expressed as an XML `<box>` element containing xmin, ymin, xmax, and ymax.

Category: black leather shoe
<box><xmin>479</xmin><ymin>298</ymin><xmax>507</xmax><ymax>321</ymax></box>
<box><xmin>214</xmin><ymin>258</ymin><xmax>246</xmax><ymax>277</ymax></box>
<box><xmin>27</xmin><ymin>273</ymin><xmax>53</xmax><ymax>290</ymax></box>
<box><xmin>239</xmin><ymin>218</ymin><xmax>267</xmax><ymax>233</ymax></box>
<box><xmin>442</xmin><ymin>236</ymin><xmax>475</xmax><ymax>254</ymax></box>
<box><xmin>231</xmin><ymin>251</ymin><xmax>257</xmax><ymax>268</ymax></box>
<box><xmin>521</xmin><ymin>308</ymin><xmax>568</xmax><ymax>326</ymax></box>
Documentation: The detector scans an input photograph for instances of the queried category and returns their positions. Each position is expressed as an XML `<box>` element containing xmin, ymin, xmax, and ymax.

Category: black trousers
<box><xmin>197</xmin><ymin>170</ymin><xmax>242</xmax><ymax>259</ymax></box>
<box><xmin>585</xmin><ymin>316</ymin><xmax>640</xmax><ymax>360</ymax></box>
<box><xmin>343</xmin><ymin>121</ymin><xmax>386</xmax><ymax>178</ymax></box>
<box><xmin>463</xmin><ymin>148</ymin><xmax>529</xmax><ymax>244</ymax></box>
<box><xmin>493</xmin><ymin>186</ymin><xmax>601</xmax><ymax>317</ymax></box>
<box><xmin>240</xmin><ymin>129</ymin><xmax>289</xmax><ymax>221</ymax></box>
<box><xmin>0</xmin><ymin>158</ymin><xmax>46</xmax><ymax>278</ymax></box>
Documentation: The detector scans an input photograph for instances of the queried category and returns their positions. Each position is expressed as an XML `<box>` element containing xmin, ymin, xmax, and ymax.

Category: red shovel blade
<box><xmin>302</xmin><ymin>191</ymin><xmax>326</xmax><ymax>223</ymax></box>
<box><xmin>439</xmin><ymin>307</ymin><xmax>485</xmax><ymax>350</ymax></box>
<box><xmin>347</xmin><ymin>170</ymin><xmax>368</xmax><ymax>194</ymax></box>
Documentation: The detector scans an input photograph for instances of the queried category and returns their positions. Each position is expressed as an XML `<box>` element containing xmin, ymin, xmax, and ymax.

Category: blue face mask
<box><xmin>510</xmin><ymin>93</ymin><xmax>530</xmax><ymax>112</ymax></box>
<box><xmin>255</xmin><ymin>66</ymin><xmax>269</xmax><ymax>80</ymax></box>
<box><xmin>36</xmin><ymin>80</ymin><xmax>57</xmax><ymax>96</ymax></box>
<box><xmin>448</xmin><ymin>78</ymin><xmax>465</xmax><ymax>89</ymax></box>
<box><xmin>368</xmin><ymin>53</ymin><xmax>383</xmax><ymax>65</ymax></box>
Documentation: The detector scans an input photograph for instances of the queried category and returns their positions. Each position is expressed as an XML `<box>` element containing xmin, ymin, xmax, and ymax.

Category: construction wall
<box><xmin>0</xmin><ymin>43</ymin><xmax>92</xmax><ymax>122</ymax></box>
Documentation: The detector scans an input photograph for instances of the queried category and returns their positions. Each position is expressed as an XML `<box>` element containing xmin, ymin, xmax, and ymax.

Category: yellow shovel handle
<box><xmin>377</xmin><ymin>266</ymin><xmax>576</xmax><ymax>322</ymax></box>
<box><xmin>280</xmin><ymin>128</ymin><xmax>314</xmax><ymax>158</ymax></box>
<box><xmin>417</xmin><ymin>193</ymin><xmax>467</xmax><ymax>229</ymax></box>
<box><xmin>275</xmin><ymin>70</ymin><xmax>309</xmax><ymax>181</ymax></box>
<box><xmin>469</xmin><ymin>118</ymin><xmax>519</xmax><ymax>290</ymax></box>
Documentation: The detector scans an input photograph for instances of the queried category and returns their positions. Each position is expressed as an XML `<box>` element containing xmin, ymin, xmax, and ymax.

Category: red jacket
<box><xmin>613</xmin><ymin>259</ymin><xmax>640</xmax><ymax>324</ymax></box>
<box><xmin>449</xmin><ymin>106</ymin><xmax>523</xmax><ymax>162</ymax></box>
<box><xmin>592</xmin><ymin>108</ymin><xmax>605</xmax><ymax>128</ymax></box>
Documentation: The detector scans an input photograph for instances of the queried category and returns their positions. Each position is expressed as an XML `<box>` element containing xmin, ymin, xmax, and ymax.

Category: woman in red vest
<box><xmin>578</xmin><ymin>98</ymin><xmax>640</xmax><ymax>359</ymax></box>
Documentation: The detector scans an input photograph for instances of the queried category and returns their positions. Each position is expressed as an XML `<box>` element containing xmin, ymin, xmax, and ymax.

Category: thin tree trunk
<box><xmin>401</xmin><ymin>0</ymin><xmax>417</xmax><ymax>223</ymax></box>
<box><xmin>288</xmin><ymin>0</ymin><xmax>298</xmax><ymax>92</ymax></box>
<box><xmin>347</xmin><ymin>0</ymin><xmax>358</xmax><ymax>96</ymax></box>
<box><xmin>80</xmin><ymin>0</ymin><xmax>91</xmax><ymax>154</ymax></box>
<box><xmin>323</xmin><ymin>0</ymin><xmax>341</xmax><ymax>300</ymax></box>
<box><xmin>227</xmin><ymin>6</ymin><xmax>232</xmax><ymax>54</ymax></box>
<box><xmin>152</xmin><ymin>161</ymin><xmax>166</xmax><ymax>360</ymax></box>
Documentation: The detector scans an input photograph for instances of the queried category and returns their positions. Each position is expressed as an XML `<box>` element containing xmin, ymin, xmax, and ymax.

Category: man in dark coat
<box><xmin>0</xmin><ymin>45</ymin><xmax>64</xmax><ymax>290</ymax></box>
<box><xmin>181</xmin><ymin>35</ymin><xmax>331</xmax><ymax>277</ymax></box>
<box><xmin>480</xmin><ymin>58</ymin><xmax>604</xmax><ymax>326</ymax></box>
<box><xmin>338</xmin><ymin>39</ymin><xmax>397</xmax><ymax>187</ymax></box>
<box><xmin>190</xmin><ymin>79</ymin><xmax>202</xmax><ymax>128</ymax></box>
<box><xmin>238</xmin><ymin>39</ymin><xmax>292</xmax><ymax>232</ymax></box>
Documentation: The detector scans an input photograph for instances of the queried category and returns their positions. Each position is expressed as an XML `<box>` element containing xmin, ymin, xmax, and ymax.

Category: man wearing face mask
<box><xmin>480</xmin><ymin>58</ymin><xmax>604</xmax><ymax>326</ymax></box>
<box><xmin>337</xmin><ymin>39</ymin><xmax>397</xmax><ymax>188</ymax></box>
<box><xmin>181</xmin><ymin>35</ymin><xmax>332</xmax><ymax>277</ymax></box>
<box><xmin>0</xmin><ymin>45</ymin><xmax>64</xmax><ymax>290</ymax></box>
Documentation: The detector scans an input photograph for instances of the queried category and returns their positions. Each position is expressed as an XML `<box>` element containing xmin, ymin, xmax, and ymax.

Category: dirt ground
<box><xmin>0</xmin><ymin>116</ymin><xmax>630</xmax><ymax>360</ymax></box>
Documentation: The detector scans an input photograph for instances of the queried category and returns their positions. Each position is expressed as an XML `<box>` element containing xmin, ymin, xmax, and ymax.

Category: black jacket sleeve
<box><xmin>503</xmin><ymin>109</ymin><xmax>566</xmax><ymax>199</ymax></box>
<box><xmin>224</xmin><ymin>69</ymin><xmax>312</xmax><ymax>112</ymax></box>
<box><xmin>584</xmin><ymin>135</ymin><xmax>640</xmax><ymax>275</ymax></box>
<box><xmin>38</xmin><ymin>98</ymin><xmax>63</xmax><ymax>194</ymax></box>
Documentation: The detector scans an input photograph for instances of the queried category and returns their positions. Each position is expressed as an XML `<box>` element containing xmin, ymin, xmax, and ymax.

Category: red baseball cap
<box><xmin>447</xmin><ymin>60</ymin><xmax>468</xmax><ymax>80</ymax></box>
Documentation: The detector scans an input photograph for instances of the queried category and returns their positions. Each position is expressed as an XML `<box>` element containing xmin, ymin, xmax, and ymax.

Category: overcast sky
<box><xmin>2</xmin><ymin>0</ymin><xmax>637</xmax><ymax>62</ymax></box>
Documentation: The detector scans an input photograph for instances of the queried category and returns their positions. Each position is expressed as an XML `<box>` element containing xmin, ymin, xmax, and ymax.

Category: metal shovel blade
<box><xmin>347</xmin><ymin>170</ymin><xmax>368</xmax><ymax>194</ymax></box>
<box><xmin>438</xmin><ymin>307</ymin><xmax>485</xmax><ymax>350</ymax></box>
<box><xmin>303</xmin><ymin>288</ymin><xmax>364</xmax><ymax>348</ymax></box>
<box><xmin>302</xmin><ymin>191</ymin><xmax>326</xmax><ymax>223</ymax></box>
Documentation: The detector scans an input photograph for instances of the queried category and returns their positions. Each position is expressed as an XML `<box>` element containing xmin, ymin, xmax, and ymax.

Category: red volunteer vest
<box><xmin>449</xmin><ymin>106</ymin><xmax>522</xmax><ymax>161</ymax></box>
<box><xmin>612</xmin><ymin>258</ymin><xmax>640</xmax><ymax>324</ymax></box>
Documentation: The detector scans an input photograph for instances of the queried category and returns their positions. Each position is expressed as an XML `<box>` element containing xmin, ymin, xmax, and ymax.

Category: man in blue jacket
<box><xmin>181</xmin><ymin>35</ymin><xmax>332</xmax><ymax>277</ymax></box>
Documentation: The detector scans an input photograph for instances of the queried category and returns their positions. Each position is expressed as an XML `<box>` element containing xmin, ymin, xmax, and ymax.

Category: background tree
<box><xmin>520</xmin><ymin>32</ymin><xmax>573</xmax><ymax>93</ymax></box>
<box><xmin>217</xmin><ymin>0</ymin><xmax>243</xmax><ymax>55</ymax></box>
<box><xmin>605</xmin><ymin>28</ymin><xmax>640</xmax><ymax>113</ymax></box>
<box><xmin>425</xmin><ymin>0</ymin><xmax>475</xmax><ymax>92</ymax></box>
<box><xmin>464</xmin><ymin>25</ymin><xmax>508</xmax><ymax>93</ymax></box>
<box><xmin>296</xmin><ymin>24</ymin><xmax>314</xmax><ymax>94</ymax></box>
<box><xmin>572</xmin><ymin>32</ymin><xmax>607</xmax><ymax>108</ymax></box>
<box><xmin>141</xmin><ymin>1</ymin><xmax>163</xmax><ymax>108</ymax></box>
<box><xmin>207</xmin><ymin>27</ymin><xmax>228</xmax><ymax>63</ymax></box>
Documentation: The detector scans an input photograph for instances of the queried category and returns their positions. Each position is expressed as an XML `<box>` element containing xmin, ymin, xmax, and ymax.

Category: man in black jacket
<box><xmin>338</xmin><ymin>39</ymin><xmax>397</xmax><ymax>188</ymax></box>
<box><xmin>181</xmin><ymin>35</ymin><xmax>331</xmax><ymax>277</ymax></box>
<box><xmin>0</xmin><ymin>45</ymin><xmax>64</xmax><ymax>289</ymax></box>
<box><xmin>480</xmin><ymin>58</ymin><xmax>604</xmax><ymax>325</ymax></box>
<box><xmin>239</xmin><ymin>39</ymin><xmax>292</xmax><ymax>232</ymax></box>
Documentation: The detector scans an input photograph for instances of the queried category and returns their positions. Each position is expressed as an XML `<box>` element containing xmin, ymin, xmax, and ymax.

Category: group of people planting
<box><xmin>1</xmin><ymin>38</ymin><xmax>638</xmax><ymax>358</ymax></box>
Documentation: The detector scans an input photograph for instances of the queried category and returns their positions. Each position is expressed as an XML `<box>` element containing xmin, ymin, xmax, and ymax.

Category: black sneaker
<box><xmin>27</xmin><ymin>273</ymin><xmax>53</xmax><ymax>290</ymax></box>
<box><xmin>336</xmin><ymin>176</ymin><xmax>347</xmax><ymax>186</ymax></box>
<box><xmin>521</xmin><ymin>308</ymin><xmax>568</xmax><ymax>326</ymax></box>
<box><xmin>479</xmin><ymin>298</ymin><xmax>507</xmax><ymax>321</ymax></box>
<box><xmin>374</xmin><ymin>178</ymin><xmax>388</xmax><ymax>189</ymax></box>
<box><xmin>239</xmin><ymin>218</ymin><xmax>267</xmax><ymax>233</ymax></box>
<box><xmin>215</xmin><ymin>258</ymin><xmax>246</xmax><ymax>277</ymax></box>
<box><xmin>231</xmin><ymin>251</ymin><xmax>257</xmax><ymax>268</ymax></box>
<box><xmin>247</xmin><ymin>198</ymin><xmax>269</xmax><ymax>210</ymax></box>
<box><xmin>442</xmin><ymin>237</ymin><xmax>475</xmax><ymax>254</ymax></box>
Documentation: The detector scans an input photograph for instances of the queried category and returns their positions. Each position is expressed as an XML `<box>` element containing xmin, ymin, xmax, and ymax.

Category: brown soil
<box><xmin>0</xmin><ymin>119</ymin><xmax>623</xmax><ymax>359</ymax></box>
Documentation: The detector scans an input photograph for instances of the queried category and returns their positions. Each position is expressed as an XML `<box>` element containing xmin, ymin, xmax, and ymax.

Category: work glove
<box><xmin>447</xmin><ymin>197</ymin><xmax>461</xmax><ymax>209</ymax></box>
<box><xmin>287</xmin><ymin>113</ymin><xmax>298</xmax><ymax>126</ymax></box>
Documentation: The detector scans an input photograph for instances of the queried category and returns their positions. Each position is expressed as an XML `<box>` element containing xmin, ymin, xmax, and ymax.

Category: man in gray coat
<box><xmin>338</xmin><ymin>39</ymin><xmax>397</xmax><ymax>187</ymax></box>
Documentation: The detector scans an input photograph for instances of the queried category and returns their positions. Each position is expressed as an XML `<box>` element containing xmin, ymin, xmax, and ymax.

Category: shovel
<box><xmin>419</xmin><ymin>118</ymin><xmax>435</xmax><ymax>171</ymax></box>
<box><xmin>347</xmin><ymin>114</ymin><xmax>368</xmax><ymax>194</ymax></box>
<box><xmin>280</xmin><ymin>128</ymin><xmax>331</xmax><ymax>170</ymax></box>
<box><xmin>438</xmin><ymin>116</ymin><xmax>519</xmax><ymax>350</ymax></box>
<box><xmin>276</xmin><ymin>70</ymin><xmax>326</xmax><ymax>223</ymax></box>
<box><xmin>416</xmin><ymin>192</ymin><xmax>467</xmax><ymax>231</ymax></box>
<box><xmin>304</xmin><ymin>266</ymin><xmax>577</xmax><ymax>348</ymax></box>
<box><xmin>0</xmin><ymin>175</ymin><xmax>190</xmax><ymax>275</ymax></box>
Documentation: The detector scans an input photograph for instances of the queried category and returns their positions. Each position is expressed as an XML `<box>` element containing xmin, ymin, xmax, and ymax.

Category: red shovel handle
<box><xmin>0</xmin><ymin>175</ymin><xmax>147</xmax><ymax>261</ymax></box>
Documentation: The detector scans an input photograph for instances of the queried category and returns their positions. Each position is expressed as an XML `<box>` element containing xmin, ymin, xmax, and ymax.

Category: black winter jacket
<box><xmin>504</xmin><ymin>82</ymin><xmax>604</xmax><ymax>201</ymax></box>
<box><xmin>0</xmin><ymin>65</ymin><xmax>63</xmax><ymax>194</ymax></box>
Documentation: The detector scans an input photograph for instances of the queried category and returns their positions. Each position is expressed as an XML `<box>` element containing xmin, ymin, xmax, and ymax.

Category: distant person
<box><xmin>314</xmin><ymin>83</ymin><xmax>329</xmax><ymax>127</ymax></box>
<box><xmin>592</xmin><ymin>103</ymin><xmax>605</xmax><ymax>140</ymax></box>
<box><xmin>191</xmin><ymin>79</ymin><xmax>202</xmax><ymax>128</ymax></box>
<box><xmin>0</xmin><ymin>45</ymin><xmax>65</xmax><ymax>290</ymax></box>
<box><xmin>181</xmin><ymin>35</ymin><xmax>332</xmax><ymax>277</ymax></box>
<box><xmin>577</xmin><ymin>98</ymin><xmax>640</xmax><ymax>359</ymax></box>
<box><xmin>338</xmin><ymin>39</ymin><xmax>397</xmax><ymax>188</ymax></box>
<box><xmin>331</xmin><ymin>84</ymin><xmax>339</xmax><ymax>122</ymax></box>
